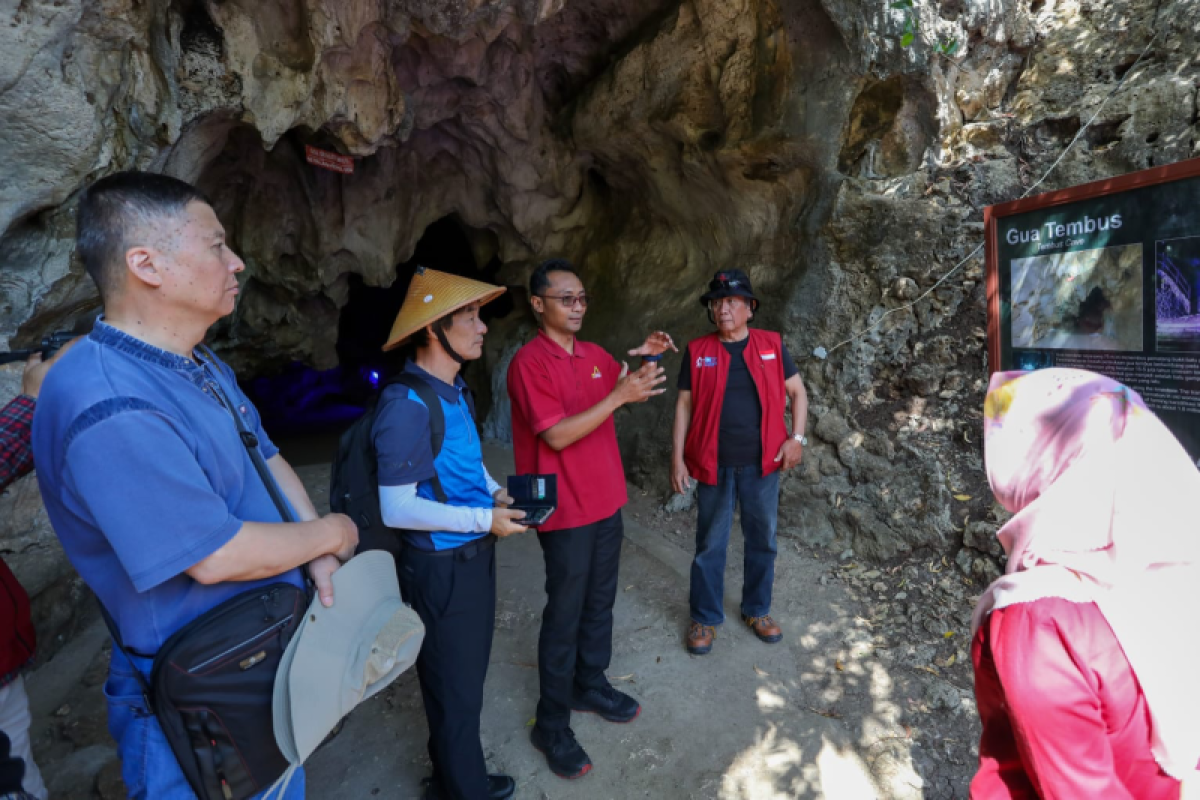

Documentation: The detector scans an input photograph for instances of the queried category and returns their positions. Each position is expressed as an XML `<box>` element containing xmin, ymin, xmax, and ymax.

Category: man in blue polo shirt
<box><xmin>374</xmin><ymin>267</ymin><xmax>527</xmax><ymax>800</ymax></box>
<box><xmin>32</xmin><ymin>171</ymin><xmax>358</xmax><ymax>799</ymax></box>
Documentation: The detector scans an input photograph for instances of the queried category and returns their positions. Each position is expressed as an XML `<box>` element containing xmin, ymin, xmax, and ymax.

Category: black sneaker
<box><xmin>571</xmin><ymin>684</ymin><xmax>641</xmax><ymax>723</ymax></box>
<box><xmin>530</xmin><ymin>725</ymin><xmax>593</xmax><ymax>779</ymax></box>
<box><xmin>422</xmin><ymin>774</ymin><xmax>516</xmax><ymax>799</ymax></box>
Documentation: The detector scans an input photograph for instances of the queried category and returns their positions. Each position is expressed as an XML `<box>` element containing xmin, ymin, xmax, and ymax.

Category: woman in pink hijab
<box><xmin>971</xmin><ymin>368</ymin><xmax>1200</xmax><ymax>798</ymax></box>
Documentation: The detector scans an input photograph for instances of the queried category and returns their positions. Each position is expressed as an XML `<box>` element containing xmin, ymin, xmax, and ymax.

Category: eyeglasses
<box><xmin>538</xmin><ymin>293</ymin><xmax>590</xmax><ymax>309</ymax></box>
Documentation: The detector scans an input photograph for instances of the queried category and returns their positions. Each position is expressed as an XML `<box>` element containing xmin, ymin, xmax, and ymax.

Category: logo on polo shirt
<box><xmin>592</xmin><ymin>366</ymin><xmax>602</xmax><ymax>379</ymax></box>
<box><xmin>696</xmin><ymin>356</ymin><xmax>718</xmax><ymax>368</ymax></box>
<box><xmin>760</xmin><ymin>351</ymin><xmax>776</xmax><ymax>361</ymax></box>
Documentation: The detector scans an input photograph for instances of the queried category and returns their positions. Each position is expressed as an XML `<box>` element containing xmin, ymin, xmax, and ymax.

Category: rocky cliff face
<box><xmin>3</xmin><ymin>0</ymin><xmax>1198</xmax><ymax>652</ymax></box>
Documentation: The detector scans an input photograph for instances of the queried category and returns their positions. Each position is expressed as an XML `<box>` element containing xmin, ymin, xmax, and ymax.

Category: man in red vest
<box><xmin>670</xmin><ymin>269</ymin><xmax>808</xmax><ymax>655</ymax></box>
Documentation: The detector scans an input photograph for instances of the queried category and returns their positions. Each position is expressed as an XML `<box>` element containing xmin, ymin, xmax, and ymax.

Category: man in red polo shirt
<box><xmin>671</xmin><ymin>269</ymin><xmax>808</xmax><ymax>656</ymax></box>
<box><xmin>507</xmin><ymin>258</ymin><xmax>674</xmax><ymax>780</ymax></box>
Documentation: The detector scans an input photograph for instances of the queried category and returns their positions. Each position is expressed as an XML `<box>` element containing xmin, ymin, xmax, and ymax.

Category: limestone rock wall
<box><xmin>3</xmin><ymin>0</ymin><xmax>1199</xmax><ymax>647</ymax></box>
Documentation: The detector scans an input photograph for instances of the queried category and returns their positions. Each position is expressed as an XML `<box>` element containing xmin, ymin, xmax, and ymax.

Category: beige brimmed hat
<box><xmin>272</xmin><ymin>551</ymin><xmax>424</xmax><ymax>769</ymax></box>
<box><xmin>383</xmin><ymin>266</ymin><xmax>506</xmax><ymax>351</ymax></box>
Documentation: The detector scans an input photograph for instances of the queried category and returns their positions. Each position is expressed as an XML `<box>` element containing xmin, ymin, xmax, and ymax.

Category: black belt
<box><xmin>406</xmin><ymin>534</ymin><xmax>496</xmax><ymax>561</ymax></box>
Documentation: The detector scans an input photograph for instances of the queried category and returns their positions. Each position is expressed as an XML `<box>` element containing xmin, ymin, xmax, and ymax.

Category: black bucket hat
<box><xmin>699</xmin><ymin>269</ymin><xmax>758</xmax><ymax>310</ymax></box>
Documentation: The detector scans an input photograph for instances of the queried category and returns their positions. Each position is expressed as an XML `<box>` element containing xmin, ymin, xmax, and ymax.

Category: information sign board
<box><xmin>985</xmin><ymin>158</ymin><xmax>1200</xmax><ymax>457</ymax></box>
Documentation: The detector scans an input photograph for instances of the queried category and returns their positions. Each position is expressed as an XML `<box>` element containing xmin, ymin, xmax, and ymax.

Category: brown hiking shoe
<box><xmin>686</xmin><ymin>621</ymin><xmax>715</xmax><ymax>655</ymax></box>
<box><xmin>742</xmin><ymin>614</ymin><xmax>783</xmax><ymax>643</ymax></box>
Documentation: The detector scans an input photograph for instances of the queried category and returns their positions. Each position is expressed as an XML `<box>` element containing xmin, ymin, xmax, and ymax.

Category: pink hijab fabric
<box><xmin>973</xmin><ymin>367</ymin><xmax>1200</xmax><ymax>779</ymax></box>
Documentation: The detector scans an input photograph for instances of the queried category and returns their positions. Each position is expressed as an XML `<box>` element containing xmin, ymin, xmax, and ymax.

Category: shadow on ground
<box><xmin>27</xmin><ymin>441</ymin><xmax>978</xmax><ymax>798</ymax></box>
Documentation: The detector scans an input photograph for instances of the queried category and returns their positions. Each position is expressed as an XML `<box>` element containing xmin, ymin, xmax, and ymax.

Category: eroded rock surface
<box><xmin>3</xmin><ymin>0</ymin><xmax>1199</xmax><ymax>642</ymax></box>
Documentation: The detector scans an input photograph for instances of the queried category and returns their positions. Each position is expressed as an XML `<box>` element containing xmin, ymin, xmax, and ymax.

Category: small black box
<box><xmin>507</xmin><ymin>474</ymin><xmax>557</xmax><ymax>526</ymax></box>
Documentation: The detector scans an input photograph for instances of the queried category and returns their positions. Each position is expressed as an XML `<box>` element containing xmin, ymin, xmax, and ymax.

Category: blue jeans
<box><xmin>690</xmin><ymin>466</ymin><xmax>780</xmax><ymax>626</ymax></box>
<box><xmin>105</xmin><ymin>649</ymin><xmax>305</xmax><ymax>799</ymax></box>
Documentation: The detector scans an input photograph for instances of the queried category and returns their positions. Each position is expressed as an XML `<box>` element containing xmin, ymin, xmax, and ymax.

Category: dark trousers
<box><xmin>0</xmin><ymin>731</ymin><xmax>24</xmax><ymax>795</ymax></box>
<box><xmin>690</xmin><ymin>466</ymin><xmax>779</xmax><ymax>626</ymax></box>
<box><xmin>398</xmin><ymin>540</ymin><xmax>497</xmax><ymax>800</ymax></box>
<box><xmin>535</xmin><ymin>510</ymin><xmax>624</xmax><ymax>732</ymax></box>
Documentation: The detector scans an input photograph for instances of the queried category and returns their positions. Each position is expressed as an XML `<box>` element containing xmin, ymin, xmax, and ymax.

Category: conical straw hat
<box><xmin>383</xmin><ymin>266</ymin><xmax>506</xmax><ymax>351</ymax></box>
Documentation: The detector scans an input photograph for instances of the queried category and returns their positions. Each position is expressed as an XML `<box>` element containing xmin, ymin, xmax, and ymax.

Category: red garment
<box><xmin>0</xmin><ymin>559</ymin><xmax>35</xmax><ymax>680</ymax></box>
<box><xmin>0</xmin><ymin>396</ymin><xmax>37</xmax><ymax>678</ymax></box>
<box><xmin>971</xmin><ymin>598</ymin><xmax>1181</xmax><ymax>799</ymax></box>
<box><xmin>507</xmin><ymin>331</ymin><xmax>628</xmax><ymax>531</ymax></box>
<box><xmin>683</xmin><ymin>330</ymin><xmax>789</xmax><ymax>486</ymax></box>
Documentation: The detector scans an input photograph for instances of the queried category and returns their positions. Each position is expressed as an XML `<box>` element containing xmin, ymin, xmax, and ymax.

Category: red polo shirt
<box><xmin>507</xmin><ymin>330</ymin><xmax>628</xmax><ymax>531</ymax></box>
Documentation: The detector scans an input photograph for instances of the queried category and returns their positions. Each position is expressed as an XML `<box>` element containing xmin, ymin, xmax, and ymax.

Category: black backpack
<box><xmin>330</xmin><ymin>373</ymin><xmax>476</xmax><ymax>559</ymax></box>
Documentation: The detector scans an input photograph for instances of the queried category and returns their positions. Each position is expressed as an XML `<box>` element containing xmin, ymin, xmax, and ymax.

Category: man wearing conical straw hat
<box><xmin>374</xmin><ymin>266</ymin><xmax>526</xmax><ymax>800</ymax></box>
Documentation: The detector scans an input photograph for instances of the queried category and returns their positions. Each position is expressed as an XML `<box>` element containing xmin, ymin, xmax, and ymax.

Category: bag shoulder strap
<box><xmin>197</xmin><ymin>347</ymin><xmax>295</xmax><ymax>524</ymax></box>
<box><xmin>390</xmin><ymin>373</ymin><xmax>448</xmax><ymax>503</ymax></box>
<box><xmin>98</xmin><ymin>603</ymin><xmax>154</xmax><ymax>709</ymax></box>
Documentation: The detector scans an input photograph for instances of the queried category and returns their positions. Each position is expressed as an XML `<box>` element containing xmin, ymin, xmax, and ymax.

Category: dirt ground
<box><xmin>24</xmin><ymin>442</ymin><xmax>982</xmax><ymax>799</ymax></box>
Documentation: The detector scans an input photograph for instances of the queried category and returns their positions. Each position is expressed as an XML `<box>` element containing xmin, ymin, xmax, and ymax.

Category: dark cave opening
<box><xmin>335</xmin><ymin>215</ymin><xmax>511</xmax><ymax>389</ymax></box>
<box><xmin>1069</xmin><ymin>286</ymin><xmax>1110</xmax><ymax>334</ymax></box>
<box><xmin>250</xmin><ymin>215</ymin><xmax>513</xmax><ymax>464</ymax></box>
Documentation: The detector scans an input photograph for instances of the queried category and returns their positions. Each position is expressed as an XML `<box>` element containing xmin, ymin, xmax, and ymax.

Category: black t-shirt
<box><xmin>677</xmin><ymin>337</ymin><xmax>799</xmax><ymax>467</ymax></box>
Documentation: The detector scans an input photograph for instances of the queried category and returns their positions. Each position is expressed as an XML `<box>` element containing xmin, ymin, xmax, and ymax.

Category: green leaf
<box><xmin>900</xmin><ymin>31</ymin><xmax>915</xmax><ymax>47</ymax></box>
<box><xmin>933</xmin><ymin>38</ymin><xmax>960</xmax><ymax>55</ymax></box>
<box><xmin>890</xmin><ymin>0</ymin><xmax>913</xmax><ymax>8</ymax></box>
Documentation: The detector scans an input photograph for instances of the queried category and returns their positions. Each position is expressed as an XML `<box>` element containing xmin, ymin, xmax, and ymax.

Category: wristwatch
<box><xmin>791</xmin><ymin>433</ymin><xmax>808</xmax><ymax>446</ymax></box>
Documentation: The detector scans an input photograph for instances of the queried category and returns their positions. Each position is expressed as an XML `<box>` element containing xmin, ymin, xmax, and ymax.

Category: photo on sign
<box><xmin>1155</xmin><ymin>236</ymin><xmax>1200</xmax><ymax>353</ymax></box>
<box><xmin>1009</xmin><ymin>243</ymin><xmax>1143</xmax><ymax>352</ymax></box>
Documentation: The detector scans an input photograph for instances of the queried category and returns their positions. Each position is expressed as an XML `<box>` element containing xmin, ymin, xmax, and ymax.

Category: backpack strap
<box><xmin>391</xmin><ymin>374</ymin><xmax>449</xmax><ymax>503</ymax></box>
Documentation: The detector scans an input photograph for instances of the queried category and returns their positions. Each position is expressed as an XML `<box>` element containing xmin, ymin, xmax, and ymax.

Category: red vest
<box><xmin>683</xmin><ymin>329</ymin><xmax>789</xmax><ymax>485</ymax></box>
<box><xmin>0</xmin><ymin>558</ymin><xmax>35</xmax><ymax>677</ymax></box>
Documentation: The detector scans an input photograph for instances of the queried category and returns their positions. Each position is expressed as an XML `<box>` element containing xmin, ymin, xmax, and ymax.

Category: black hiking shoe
<box><xmin>530</xmin><ymin>725</ymin><xmax>593</xmax><ymax>779</ymax></box>
<box><xmin>571</xmin><ymin>684</ymin><xmax>641</xmax><ymax>723</ymax></box>
<box><xmin>422</xmin><ymin>774</ymin><xmax>515</xmax><ymax>799</ymax></box>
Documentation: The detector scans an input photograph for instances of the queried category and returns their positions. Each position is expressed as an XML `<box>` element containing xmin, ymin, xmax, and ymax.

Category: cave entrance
<box><xmin>335</xmin><ymin>215</ymin><xmax>510</xmax><ymax>406</ymax></box>
<box><xmin>1068</xmin><ymin>286</ymin><xmax>1110</xmax><ymax>335</ymax></box>
<box><xmin>262</xmin><ymin>216</ymin><xmax>510</xmax><ymax>465</ymax></box>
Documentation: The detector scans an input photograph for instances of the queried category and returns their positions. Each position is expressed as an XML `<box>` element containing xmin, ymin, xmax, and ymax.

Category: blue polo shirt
<box><xmin>372</xmin><ymin>362</ymin><xmax>491</xmax><ymax>551</ymax></box>
<box><xmin>32</xmin><ymin>321</ymin><xmax>304</xmax><ymax>653</ymax></box>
